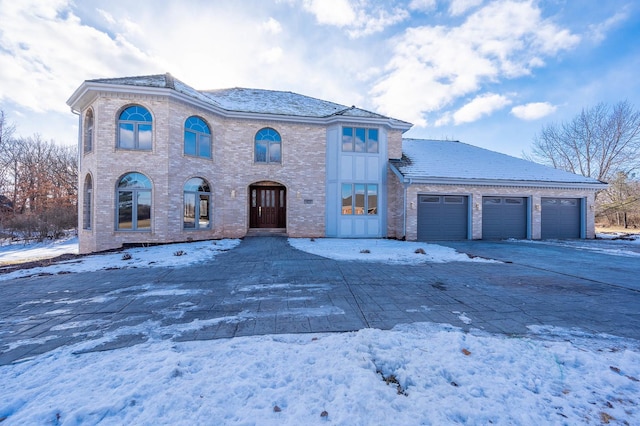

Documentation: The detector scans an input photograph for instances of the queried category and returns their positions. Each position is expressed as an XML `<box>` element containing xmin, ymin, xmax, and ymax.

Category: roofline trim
<box><xmin>395</xmin><ymin>176</ymin><xmax>607</xmax><ymax>190</ymax></box>
<box><xmin>67</xmin><ymin>82</ymin><xmax>413</xmax><ymax>130</ymax></box>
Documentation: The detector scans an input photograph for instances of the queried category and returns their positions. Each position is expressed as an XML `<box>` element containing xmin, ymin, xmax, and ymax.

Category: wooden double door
<box><xmin>250</xmin><ymin>185</ymin><xmax>286</xmax><ymax>229</ymax></box>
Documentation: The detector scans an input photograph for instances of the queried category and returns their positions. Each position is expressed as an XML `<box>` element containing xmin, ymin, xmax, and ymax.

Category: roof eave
<box><xmin>67</xmin><ymin>82</ymin><xmax>413</xmax><ymax>130</ymax></box>
<box><xmin>399</xmin><ymin>176</ymin><xmax>608</xmax><ymax>190</ymax></box>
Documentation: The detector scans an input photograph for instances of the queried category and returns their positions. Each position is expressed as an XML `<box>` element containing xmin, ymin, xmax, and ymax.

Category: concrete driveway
<box><xmin>1</xmin><ymin>237</ymin><xmax>639</xmax><ymax>365</ymax></box>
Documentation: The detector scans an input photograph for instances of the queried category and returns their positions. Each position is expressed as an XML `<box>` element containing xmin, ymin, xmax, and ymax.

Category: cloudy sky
<box><xmin>0</xmin><ymin>0</ymin><xmax>638</xmax><ymax>156</ymax></box>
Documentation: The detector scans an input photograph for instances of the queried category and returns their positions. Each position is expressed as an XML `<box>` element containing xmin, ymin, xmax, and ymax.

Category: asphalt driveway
<box><xmin>439</xmin><ymin>238</ymin><xmax>640</xmax><ymax>291</ymax></box>
<box><xmin>1</xmin><ymin>237</ymin><xmax>639</xmax><ymax>365</ymax></box>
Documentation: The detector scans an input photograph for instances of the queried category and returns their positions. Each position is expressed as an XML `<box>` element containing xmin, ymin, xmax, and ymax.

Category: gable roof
<box><xmin>391</xmin><ymin>139</ymin><xmax>607</xmax><ymax>189</ymax></box>
<box><xmin>69</xmin><ymin>73</ymin><xmax>411</xmax><ymax>129</ymax></box>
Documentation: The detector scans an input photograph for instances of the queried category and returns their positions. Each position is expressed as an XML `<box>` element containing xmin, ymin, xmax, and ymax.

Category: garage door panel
<box><xmin>482</xmin><ymin>197</ymin><xmax>527</xmax><ymax>239</ymax></box>
<box><xmin>541</xmin><ymin>198</ymin><xmax>581</xmax><ymax>239</ymax></box>
<box><xmin>417</xmin><ymin>195</ymin><xmax>468</xmax><ymax>240</ymax></box>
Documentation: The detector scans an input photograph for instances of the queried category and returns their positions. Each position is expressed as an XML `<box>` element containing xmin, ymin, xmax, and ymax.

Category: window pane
<box><xmin>199</xmin><ymin>194</ymin><xmax>210</xmax><ymax>228</ymax></box>
<box><xmin>138</xmin><ymin>124</ymin><xmax>152</xmax><ymax>150</ymax></box>
<box><xmin>354</xmin><ymin>128</ymin><xmax>366</xmax><ymax>153</ymax></box>
<box><xmin>354</xmin><ymin>184</ymin><xmax>365</xmax><ymax>215</ymax></box>
<box><xmin>255</xmin><ymin>141</ymin><xmax>267</xmax><ymax>162</ymax></box>
<box><xmin>137</xmin><ymin>191</ymin><xmax>151</xmax><ymax>229</ymax></box>
<box><xmin>83</xmin><ymin>189</ymin><xmax>92</xmax><ymax>229</ymax></box>
<box><xmin>199</xmin><ymin>135</ymin><xmax>211</xmax><ymax>158</ymax></box>
<box><xmin>367</xmin><ymin>129</ymin><xmax>378</xmax><ymax>153</ymax></box>
<box><xmin>118</xmin><ymin>191</ymin><xmax>133</xmax><ymax>229</ymax></box>
<box><xmin>119</xmin><ymin>173</ymin><xmax>151</xmax><ymax>189</ymax></box>
<box><xmin>119</xmin><ymin>123</ymin><xmax>135</xmax><ymax>149</ymax></box>
<box><xmin>367</xmin><ymin>184</ymin><xmax>378</xmax><ymax>215</ymax></box>
<box><xmin>342</xmin><ymin>127</ymin><xmax>353</xmax><ymax>151</ymax></box>
<box><xmin>269</xmin><ymin>141</ymin><xmax>281</xmax><ymax>162</ymax></box>
<box><xmin>183</xmin><ymin>193</ymin><xmax>196</xmax><ymax>229</ymax></box>
<box><xmin>184</xmin><ymin>131</ymin><xmax>197</xmax><ymax>156</ymax></box>
<box><xmin>341</xmin><ymin>184</ymin><xmax>352</xmax><ymax>215</ymax></box>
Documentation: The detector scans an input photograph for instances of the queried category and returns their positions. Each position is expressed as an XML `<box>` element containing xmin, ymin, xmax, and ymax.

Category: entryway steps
<box><xmin>245</xmin><ymin>228</ymin><xmax>288</xmax><ymax>237</ymax></box>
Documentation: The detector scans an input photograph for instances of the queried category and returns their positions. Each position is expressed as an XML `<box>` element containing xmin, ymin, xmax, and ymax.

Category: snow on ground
<box><xmin>0</xmin><ymin>237</ymin><xmax>493</xmax><ymax>282</ymax></box>
<box><xmin>1</xmin><ymin>322</ymin><xmax>638</xmax><ymax>425</ymax></box>
<box><xmin>1</xmin><ymin>237</ymin><xmax>640</xmax><ymax>424</ymax></box>
<box><xmin>0</xmin><ymin>239</ymin><xmax>240</xmax><ymax>281</ymax></box>
<box><xmin>288</xmin><ymin>238</ymin><xmax>496</xmax><ymax>264</ymax></box>
<box><xmin>0</xmin><ymin>236</ymin><xmax>79</xmax><ymax>265</ymax></box>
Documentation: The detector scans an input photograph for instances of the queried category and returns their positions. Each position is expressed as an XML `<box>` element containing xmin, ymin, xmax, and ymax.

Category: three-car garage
<box><xmin>415</xmin><ymin>194</ymin><xmax>585</xmax><ymax>241</ymax></box>
<box><xmin>390</xmin><ymin>140</ymin><xmax>605</xmax><ymax>242</ymax></box>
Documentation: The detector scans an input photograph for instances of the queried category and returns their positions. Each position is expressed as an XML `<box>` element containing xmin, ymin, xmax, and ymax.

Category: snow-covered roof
<box><xmin>392</xmin><ymin>139</ymin><xmax>606</xmax><ymax>188</ymax></box>
<box><xmin>82</xmin><ymin>73</ymin><xmax>400</xmax><ymax>122</ymax></box>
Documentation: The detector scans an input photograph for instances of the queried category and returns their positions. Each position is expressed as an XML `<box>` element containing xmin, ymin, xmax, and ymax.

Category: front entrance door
<box><xmin>250</xmin><ymin>185</ymin><xmax>286</xmax><ymax>228</ymax></box>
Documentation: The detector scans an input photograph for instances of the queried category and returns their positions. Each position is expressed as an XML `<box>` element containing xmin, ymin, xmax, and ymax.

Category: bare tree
<box><xmin>0</xmin><ymin>110</ymin><xmax>17</xmax><ymax>198</ymax></box>
<box><xmin>529</xmin><ymin>101</ymin><xmax>640</xmax><ymax>182</ymax></box>
<box><xmin>598</xmin><ymin>172</ymin><xmax>640</xmax><ymax>229</ymax></box>
<box><xmin>1</xmin><ymin>129</ymin><xmax>78</xmax><ymax>239</ymax></box>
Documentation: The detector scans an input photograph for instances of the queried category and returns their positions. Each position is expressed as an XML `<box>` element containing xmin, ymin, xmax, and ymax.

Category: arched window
<box><xmin>183</xmin><ymin>177</ymin><xmax>211</xmax><ymax>229</ymax></box>
<box><xmin>84</xmin><ymin>109</ymin><xmax>94</xmax><ymax>153</ymax></box>
<box><xmin>117</xmin><ymin>105</ymin><xmax>152</xmax><ymax>150</ymax></box>
<box><xmin>184</xmin><ymin>116</ymin><xmax>211</xmax><ymax>158</ymax></box>
<box><xmin>83</xmin><ymin>174</ymin><xmax>92</xmax><ymax>229</ymax></box>
<box><xmin>255</xmin><ymin>128</ymin><xmax>281</xmax><ymax>163</ymax></box>
<box><xmin>116</xmin><ymin>172</ymin><xmax>152</xmax><ymax>230</ymax></box>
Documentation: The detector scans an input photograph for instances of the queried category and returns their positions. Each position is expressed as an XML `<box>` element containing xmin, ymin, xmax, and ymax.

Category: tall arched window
<box><xmin>255</xmin><ymin>128</ymin><xmax>281</xmax><ymax>163</ymax></box>
<box><xmin>83</xmin><ymin>174</ymin><xmax>92</xmax><ymax>230</ymax></box>
<box><xmin>84</xmin><ymin>109</ymin><xmax>94</xmax><ymax>153</ymax></box>
<box><xmin>118</xmin><ymin>105</ymin><xmax>152</xmax><ymax>150</ymax></box>
<box><xmin>183</xmin><ymin>177</ymin><xmax>211</xmax><ymax>229</ymax></box>
<box><xmin>184</xmin><ymin>116</ymin><xmax>211</xmax><ymax>158</ymax></box>
<box><xmin>116</xmin><ymin>172</ymin><xmax>152</xmax><ymax>230</ymax></box>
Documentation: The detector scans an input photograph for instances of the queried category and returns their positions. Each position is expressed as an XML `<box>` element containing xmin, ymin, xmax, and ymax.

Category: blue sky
<box><xmin>0</xmin><ymin>0</ymin><xmax>638</xmax><ymax>157</ymax></box>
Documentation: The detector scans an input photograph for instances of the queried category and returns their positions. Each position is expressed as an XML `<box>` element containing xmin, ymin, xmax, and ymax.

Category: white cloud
<box><xmin>452</xmin><ymin>93</ymin><xmax>511</xmax><ymax>124</ymax></box>
<box><xmin>449</xmin><ymin>0</ymin><xmax>483</xmax><ymax>16</ymax></box>
<box><xmin>511</xmin><ymin>102</ymin><xmax>557</xmax><ymax>120</ymax></box>
<box><xmin>260</xmin><ymin>47</ymin><xmax>284</xmax><ymax>64</ymax></box>
<box><xmin>589</xmin><ymin>10</ymin><xmax>628</xmax><ymax>43</ymax></box>
<box><xmin>261</xmin><ymin>17</ymin><xmax>283</xmax><ymax>34</ymax></box>
<box><xmin>0</xmin><ymin>1</ymin><xmax>160</xmax><ymax>114</ymax></box>
<box><xmin>300</xmin><ymin>0</ymin><xmax>409</xmax><ymax>38</ymax></box>
<box><xmin>302</xmin><ymin>0</ymin><xmax>356</xmax><ymax>27</ymax></box>
<box><xmin>371</xmin><ymin>0</ymin><xmax>580</xmax><ymax>126</ymax></box>
<box><xmin>408</xmin><ymin>0</ymin><xmax>437</xmax><ymax>12</ymax></box>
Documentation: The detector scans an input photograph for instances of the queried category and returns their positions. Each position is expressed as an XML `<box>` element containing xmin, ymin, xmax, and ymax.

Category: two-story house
<box><xmin>67</xmin><ymin>73</ymin><xmax>605</xmax><ymax>254</ymax></box>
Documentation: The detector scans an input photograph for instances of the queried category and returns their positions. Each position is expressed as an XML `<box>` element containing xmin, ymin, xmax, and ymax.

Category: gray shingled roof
<box><xmin>393</xmin><ymin>139</ymin><xmax>606</xmax><ymax>186</ymax></box>
<box><xmin>87</xmin><ymin>73</ymin><xmax>393</xmax><ymax>120</ymax></box>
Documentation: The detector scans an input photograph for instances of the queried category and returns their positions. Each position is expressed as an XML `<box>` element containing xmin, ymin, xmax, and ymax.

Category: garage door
<box><xmin>417</xmin><ymin>195</ymin><xmax>468</xmax><ymax>240</ymax></box>
<box><xmin>482</xmin><ymin>197</ymin><xmax>527</xmax><ymax>240</ymax></box>
<box><xmin>541</xmin><ymin>198</ymin><xmax>581</xmax><ymax>239</ymax></box>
